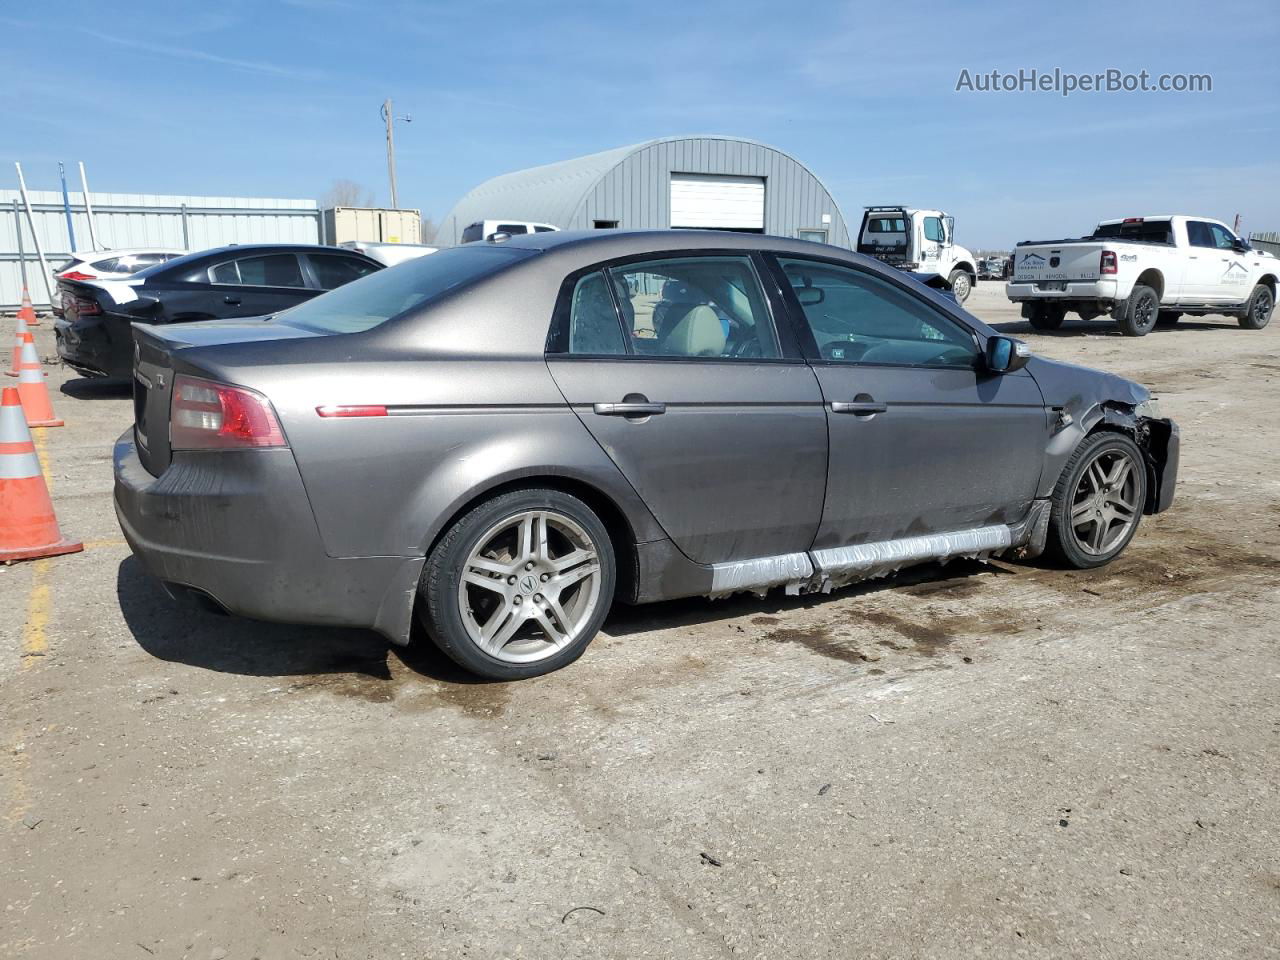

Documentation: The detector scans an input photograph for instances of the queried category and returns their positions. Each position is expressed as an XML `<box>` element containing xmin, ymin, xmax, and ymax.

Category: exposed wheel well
<box><xmin>952</xmin><ymin>262</ymin><xmax>976</xmax><ymax>279</ymax></box>
<box><xmin>423</xmin><ymin>476</ymin><xmax>639</xmax><ymax>603</ymax></box>
<box><xmin>1257</xmin><ymin>273</ymin><xmax>1277</xmax><ymax>294</ymax></box>
<box><xmin>1135</xmin><ymin>269</ymin><xmax>1164</xmax><ymax>299</ymax></box>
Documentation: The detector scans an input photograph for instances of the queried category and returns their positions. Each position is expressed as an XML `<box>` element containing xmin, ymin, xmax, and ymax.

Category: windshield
<box><xmin>278</xmin><ymin>245</ymin><xmax>534</xmax><ymax>334</ymax></box>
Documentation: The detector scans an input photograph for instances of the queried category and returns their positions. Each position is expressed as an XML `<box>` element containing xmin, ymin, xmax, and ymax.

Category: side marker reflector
<box><xmin>316</xmin><ymin>405</ymin><xmax>388</xmax><ymax>418</ymax></box>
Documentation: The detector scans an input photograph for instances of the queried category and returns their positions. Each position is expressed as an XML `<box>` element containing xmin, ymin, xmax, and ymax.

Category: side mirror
<box><xmin>985</xmin><ymin>335</ymin><xmax>1031</xmax><ymax>374</ymax></box>
<box><xmin>1232</xmin><ymin>238</ymin><xmax>1249</xmax><ymax>253</ymax></box>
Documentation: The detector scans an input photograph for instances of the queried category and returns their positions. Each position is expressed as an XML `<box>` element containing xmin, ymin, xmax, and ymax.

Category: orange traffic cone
<box><xmin>6</xmin><ymin>311</ymin><xmax>28</xmax><ymax>377</ymax></box>
<box><xmin>0</xmin><ymin>387</ymin><xmax>81</xmax><ymax>563</ymax></box>
<box><xmin>14</xmin><ymin>333</ymin><xmax>64</xmax><ymax>428</ymax></box>
<box><xmin>17</xmin><ymin>284</ymin><xmax>39</xmax><ymax>327</ymax></box>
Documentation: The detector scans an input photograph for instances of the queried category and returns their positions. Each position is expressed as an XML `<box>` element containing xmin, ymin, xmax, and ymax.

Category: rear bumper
<box><xmin>54</xmin><ymin>315</ymin><xmax>129</xmax><ymax>378</ymax></box>
<box><xmin>1006</xmin><ymin>279</ymin><xmax>1118</xmax><ymax>302</ymax></box>
<box><xmin>113</xmin><ymin>429</ymin><xmax>423</xmax><ymax>643</ymax></box>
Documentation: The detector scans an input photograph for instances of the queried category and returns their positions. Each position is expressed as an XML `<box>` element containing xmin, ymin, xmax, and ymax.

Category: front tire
<box><xmin>1117</xmin><ymin>284</ymin><xmax>1160</xmax><ymax>337</ymax></box>
<box><xmin>1046</xmin><ymin>432</ymin><xmax>1147</xmax><ymax>569</ymax></box>
<box><xmin>947</xmin><ymin>269</ymin><xmax>972</xmax><ymax>303</ymax></box>
<box><xmin>417</xmin><ymin>489</ymin><xmax>616</xmax><ymax>680</ymax></box>
<box><xmin>1240</xmin><ymin>284</ymin><xmax>1274</xmax><ymax>330</ymax></box>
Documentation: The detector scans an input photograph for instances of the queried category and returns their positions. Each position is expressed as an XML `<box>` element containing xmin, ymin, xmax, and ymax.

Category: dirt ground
<box><xmin>3</xmin><ymin>284</ymin><xmax>1278</xmax><ymax>960</ymax></box>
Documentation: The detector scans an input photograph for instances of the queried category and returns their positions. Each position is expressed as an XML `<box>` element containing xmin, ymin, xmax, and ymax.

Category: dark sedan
<box><xmin>114</xmin><ymin>230</ymin><xmax>1179</xmax><ymax>680</ymax></box>
<box><xmin>55</xmin><ymin>243</ymin><xmax>382</xmax><ymax>378</ymax></box>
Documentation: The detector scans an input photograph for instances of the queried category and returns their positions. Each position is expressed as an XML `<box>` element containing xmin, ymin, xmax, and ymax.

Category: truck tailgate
<box><xmin>1012</xmin><ymin>242</ymin><xmax>1104</xmax><ymax>286</ymax></box>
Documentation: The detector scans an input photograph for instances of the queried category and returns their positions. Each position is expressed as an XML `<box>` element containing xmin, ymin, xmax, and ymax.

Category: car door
<box><xmin>545</xmin><ymin>251</ymin><xmax>828</xmax><ymax>566</ymax></box>
<box><xmin>918</xmin><ymin>215</ymin><xmax>945</xmax><ymax>274</ymax></box>
<box><xmin>769</xmin><ymin>255</ymin><xmax>1049</xmax><ymax>550</ymax></box>
<box><xmin>201</xmin><ymin>252</ymin><xmax>318</xmax><ymax>319</ymax></box>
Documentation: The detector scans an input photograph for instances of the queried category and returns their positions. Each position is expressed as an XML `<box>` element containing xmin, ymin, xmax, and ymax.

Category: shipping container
<box><xmin>322</xmin><ymin>207</ymin><xmax>422</xmax><ymax>246</ymax></box>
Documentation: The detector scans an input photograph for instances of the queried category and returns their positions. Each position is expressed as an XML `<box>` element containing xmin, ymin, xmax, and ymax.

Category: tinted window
<box><xmin>923</xmin><ymin>217</ymin><xmax>944</xmax><ymax>243</ymax></box>
<box><xmin>779</xmin><ymin>258</ymin><xmax>978</xmax><ymax>368</ymax></box>
<box><xmin>1186</xmin><ymin>221</ymin><xmax>1213</xmax><ymax>248</ymax></box>
<box><xmin>567</xmin><ymin>272</ymin><xmax>627</xmax><ymax>355</ymax></box>
<box><xmin>235</xmin><ymin>254</ymin><xmax>305</xmax><ymax>287</ymax></box>
<box><xmin>461</xmin><ymin>223</ymin><xmax>484</xmax><ymax>244</ymax></box>
<box><xmin>610</xmin><ymin>256</ymin><xmax>779</xmax><ymax>359</ymax></box>
<box><xmin>1207</xmin><ymin>223</ymin><xmax>1236</xmax><ymax>249</ymax></box>
<box><xmin>91</xmin><ymin>257</ymin><xmax>122</xmax><ymax>273</ymax></box>
<box><xmin>533</xmin><ymin>226</ymin><xmax>557</xmax><ymax>233</ymax></box>
<box><xmin>278</xmin><ymin>245</ymin><xmax>532</xmax><ymax>334</ymax></box>
<box><xmin>210</xmin><ymin>260</ymin><xmax>240</xmax><ymax>283</ymax></box>
<box><xmin>496</xmin><ymin>224</ymin><xmax>528</xmax><ymax>235</ymax></box>
<box><xmin>1091</xmin><ymin>220</ymin><xmax>1173</xmax><ymax>243</ymax></box>
<box><xmin>308</xmin><ymin>254</ymin><xmax>380</xmax><ymax>290</ymax></box>
<box><xmin>55</xmin><ymin>258</ymin><xmax>83</xmax><ymax>273</ymax></box>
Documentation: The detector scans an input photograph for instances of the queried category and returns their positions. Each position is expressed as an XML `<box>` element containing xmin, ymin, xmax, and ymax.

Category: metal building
<box><xmin>436</xmin><ymin>136</ymin><xmax>849</xmax><ymax>248</ymax></box>
<box><xmin>1</xmin><ymin>188</ymin><xmax>320</xmax><ymax>309</ymax></box>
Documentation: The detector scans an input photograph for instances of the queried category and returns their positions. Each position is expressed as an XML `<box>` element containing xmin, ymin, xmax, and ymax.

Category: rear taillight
<box><xmin>61</xmin><ymin>270</ymin><xmax>97</xmax><ymax>281</ymax></box>
<box><xmin>1099</xmin><ymin>250</ymin><xmax>1118</xmax><ymax>275</ymax></box>
<box><xmin>73</xmin><ymin>296</ymin><xmax>101</xmax><ymax>316</ymax></box>
<box><xmin>170</xmin><ymin>375</ymin><xmax>286</xmax><ymax>449</ymax></box>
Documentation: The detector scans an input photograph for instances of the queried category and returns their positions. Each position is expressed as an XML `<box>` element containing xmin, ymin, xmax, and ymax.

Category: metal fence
<box><xmin>1</xmin><ymin>188</ymin><xmax>320</xmax><ymax>309</ymax></box>
<box><xmin>1250</xmin><ymin>231</ymin><xmax>1280</xmax><ymax>258</ymax></box>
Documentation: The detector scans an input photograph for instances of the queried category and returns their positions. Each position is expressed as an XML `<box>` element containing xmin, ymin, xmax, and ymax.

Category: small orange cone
<box><xmin>14</xmin><ymin>333</ymin><xmax>64</xmax><ymax>428</ymax></box>
<box><xmin>6</xmin><ymin>311</ymin><xmax>28</xmax><ymax>377</ymax></box>
<box><xmin>0</xmin><ymin>387</ymin><xmax>81</xmax><ymax>563</ymax></box>
<box><xmin>17</xmin><ymin>285</ymin><xmax>39</xmax><ymax>327</ymax></box>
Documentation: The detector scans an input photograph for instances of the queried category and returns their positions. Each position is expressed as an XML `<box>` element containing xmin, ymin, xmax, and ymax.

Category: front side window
<box><xmin>308</xmin><ymin>254</ymin><xmax>380</xmax><ymax>290</ymax></box>
<box><xmin>234</xmin><ymin>254</ymin><xmax>305</xmax><ymax>288</ymax></box>
<box><xmin>923</xmin><ymin>217</ymin><xmax>944</xmax><ymax>243</ymax></box>
<box><xmin>1207</xmin><ymin>223</ymin><xmax>1237</xmax><ymax>250</ymax></box>
<box><xmin>778</xmin><ymin>258</ymin><xmax>978</xmax><ymax>368</ymax></box>
<box><xmin>610</xmin><ymin>256</ymin><xmax>780</xmax><ymax>359</ymax></box>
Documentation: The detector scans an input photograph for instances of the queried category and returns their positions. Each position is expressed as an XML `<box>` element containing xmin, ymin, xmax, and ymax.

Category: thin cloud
<box><xmin>82</xmin><ymin>28</ymin><xmax>311</xmax><ymax>79</ymax></box>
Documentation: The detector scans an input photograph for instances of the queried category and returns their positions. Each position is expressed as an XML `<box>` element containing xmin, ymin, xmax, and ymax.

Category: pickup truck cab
<box><xmin>857</xmin><ymin>206</ymin><xmax>978</xmax><ymax>302</ymax></box>
<box><xmin>1007</xmin><ymin>215</ymin><xmax>1278</xmax><ymax>336</ymax></box>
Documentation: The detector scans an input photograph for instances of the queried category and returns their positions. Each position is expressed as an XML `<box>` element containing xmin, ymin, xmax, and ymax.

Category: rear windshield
<box><xmin>277</xmin><ymin>245</ymin><xmax>533</xmax><ymax>334</ymax></box>
<box><xmin>1090</xmin><ymin>220</ymin><xmax>1173</xmax><ymax>244</ymax></box>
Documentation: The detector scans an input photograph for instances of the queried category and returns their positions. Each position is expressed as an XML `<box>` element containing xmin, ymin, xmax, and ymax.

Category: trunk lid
<box><xmin>1011</xmin><ymin>241</ymin><xmax>1106</xmax><ymax>286</ymax></box>
<box><xmin>131</xmin><ymin>317</ymin><xmax>319</xmax><ymax>476</ymax></box>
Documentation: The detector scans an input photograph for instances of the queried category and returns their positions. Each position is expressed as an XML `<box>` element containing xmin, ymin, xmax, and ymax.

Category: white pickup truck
<box><xmin>1006</xmin><ymin>215</ymin><xmax>1278</xmax><ymax>336</ymax></box>
<box><xmin>857</xmin><ymin>206</ymin><xmax>978</xmax><ymax>303</ymax></box>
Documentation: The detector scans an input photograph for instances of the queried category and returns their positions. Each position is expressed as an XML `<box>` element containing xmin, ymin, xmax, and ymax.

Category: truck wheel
<box><xmin>1045</xmin><ymin>431</ymin><xmax>1147</xmax><ymax>569</ymax></box>
<box><xmin>1155</xmin><ymin>311</ymin><xmax>1182</xmax><ymax>327</ymax></box>
<box><xmin>417</xmin><ymin>488</ymin><xmax>616</xmax><ymax>680</ymax></box>
<box><xmin>1240</xmin><ymin>284</ymin><xmax>1274</xmax><ymax>330</ymax></box>
<box><xmin>1117</xmin><ymin>284</ymin><xmax>1160</xmax><ymax>337</ymax></box>
<box><xmin>1028</xmin><ymin>304</ymin><xmax>1066</xmax><ymax>331</ymax></box>
<box><xmin>947</xmin><ymin>269</ymin><xmax>972</xmax><ymax>303</ymax></box>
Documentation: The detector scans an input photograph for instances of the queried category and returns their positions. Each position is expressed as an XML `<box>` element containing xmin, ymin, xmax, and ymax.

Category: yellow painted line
<box><xmin>84</xmin><ymin>537</ymin><xmax>127</xmax><ymax>550</ymax></box>
<box><xmin>21</xmin><ymin>558</ymin><xmax>52</xmax><ymax>669</ymax></box>
<box><xmin>32</xmin><ymin>427</ymin><xmax>52</xmax><ymax>491</ymax></box>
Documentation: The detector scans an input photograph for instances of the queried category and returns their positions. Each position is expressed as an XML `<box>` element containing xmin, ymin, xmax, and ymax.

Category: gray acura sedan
<box><xmin>115</xmin><ymin>230</ymin><xmax>1179</xmax><ymax>679</ymax></box>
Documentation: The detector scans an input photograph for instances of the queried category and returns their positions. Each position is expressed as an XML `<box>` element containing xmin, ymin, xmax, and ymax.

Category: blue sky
<box><xmin>3</xmin><ymin>0</ymin><xmax>1277</xmax><ymax>247</ymax></box>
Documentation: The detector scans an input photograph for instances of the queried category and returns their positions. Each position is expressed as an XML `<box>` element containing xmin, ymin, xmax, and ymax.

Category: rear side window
<box><xmin>496</xmin><ymin>224</ymin><xmax>528</xmax><ymax>235</ymax></box>
<box><xmin>278</xmin><ymin>245</ymin><xmax>532</xmax><ymax>334</ymax></box>
<box><xmin>1186</xmin><ymin>221</ymin><xmax>1213</xmax><ymax>247</ymax></box>
<box><xmin>567</xmin><ymin>272</ymin><xmax>627</xmax><ymax>355</ymax></box>
<box><xmin>461</xmin><ymin>223</ymin><xmax>484</xmax><ymax>243</ymax></box>
<box><xmin>308</xmin><ymin>254</ymin><xmax>380</xmax><ymax>290</ymax></box>
<box><xmin>534</xmin><ymin>225</ymin><xmax>557</xmax><ymax>233</ymax></box>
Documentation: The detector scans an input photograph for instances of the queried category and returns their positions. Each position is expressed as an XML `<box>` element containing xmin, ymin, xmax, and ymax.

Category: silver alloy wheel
<box><xmin>951</xmin><ymin>272</ymin><xmax>971</xmax><ymax>301</ymax></box>
<box><xmin>457</xmin><ymin>509</ymin><xmax>602</xmax><ymax>663</ymax></box>
<box><xmin>1069</xmin><ymin>447</ymin><xmax>1141</xmax><ymax>556</ymax></box>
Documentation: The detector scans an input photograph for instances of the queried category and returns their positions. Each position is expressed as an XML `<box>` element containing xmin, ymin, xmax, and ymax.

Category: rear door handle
<box><xmin>593</xmin><ymin>401</ymin><xmax>666</xmax><ymax>417</ymax></box>
<box><xmin>223</xmin><ymin>295</ymin><xmax>242</xmax><ymax>305</ymax></box>
<box><xmin>831</xmin><ymin>400</ymin><xmax>887</xmax><ymax>415</ymax></box>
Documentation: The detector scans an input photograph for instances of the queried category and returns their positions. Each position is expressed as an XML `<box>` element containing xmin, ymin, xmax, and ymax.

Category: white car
<box><xmin>460</xmin><ymin>220</ymin><xmax>559</xmax><ymax>244</ymax></box>
<box><xmin>856</xmin><ymin>206</ymin><xmax>978</xmax><ymax>302</ymax></box>
<box><xmin>52</xmin><ymin>248</ymin><xmax>186</xmax><ymax>316</ymax></box>
<box><xmin>1007</xmin><ymin>215</ymin><xmax>1279</xmax><ymax>336</ymax></box>
<box><xmin>338</xmin><ymin>241</ymin><xmax>438</xmax><ymax>267</ymax></box>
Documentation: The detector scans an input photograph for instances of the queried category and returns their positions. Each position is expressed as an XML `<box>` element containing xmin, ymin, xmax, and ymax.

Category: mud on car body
<box><xmin>114</xmin><ymin>229</ymin><xmax>1179</xmax><ymax>679</ymax></box>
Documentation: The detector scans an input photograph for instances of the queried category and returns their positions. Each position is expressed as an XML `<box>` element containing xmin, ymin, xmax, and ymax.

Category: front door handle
<box><xmin>831</xmin><ymin>398</ymin><xmax>887</xmax><ymax>416</ymax></box>
<box><xmin>223</xmin><ymin>295</ymin><xmax>242</xmax><ymax>305</ymax></box>
<box><xmin>593</xmin><ymin>401</ymin><xmax>666</xmax><ymax>417</ymax></box>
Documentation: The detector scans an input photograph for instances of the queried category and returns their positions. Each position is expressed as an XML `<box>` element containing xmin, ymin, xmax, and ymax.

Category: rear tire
<box><xmin>1117</xmin><ymin>284</ymin><xmax>1160</xmax><ymax>337</ymax></box>
<box><xmin>417</xmin><ymin>488</ymin><xmax>616</xmax><ymax>680</ymax></box>
<box><xmin>1239</xmin><ymin>284</ymin><xmax>1274</xmax><ymax>330</ymax></box>
<box><xmin>947</xmin><ymin>269</ymin><xmax>972</xmax><ymax>303</ymax></box>
<box><xmin>1028</xmin><ymin>304</ymin><xmax>1067</xmax><ymax>331</ymax></box>
<box><xmin>1045</xmin><ymin>431</ymin><xmax>1147</xmax><ymax>569</ymax></box>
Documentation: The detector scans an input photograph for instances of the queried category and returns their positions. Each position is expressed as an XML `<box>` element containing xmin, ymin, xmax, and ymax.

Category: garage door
<box><xmin>670</xmin><ymin>174</ymin><xmax>765</xmax><ymax>230</ymax></box>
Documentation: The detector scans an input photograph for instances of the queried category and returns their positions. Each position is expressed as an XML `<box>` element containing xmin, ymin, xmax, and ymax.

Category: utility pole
<box><xmin>381</xmin><ymin>98</ymin><xmax>411</xmax><ymax>209</ymax></box>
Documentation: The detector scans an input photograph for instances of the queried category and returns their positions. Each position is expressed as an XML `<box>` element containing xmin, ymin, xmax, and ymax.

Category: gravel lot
<box><xmin>3</xmin><ymin>284</ymin><xmax>1278</xmax><ymax>959</ymax></box>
